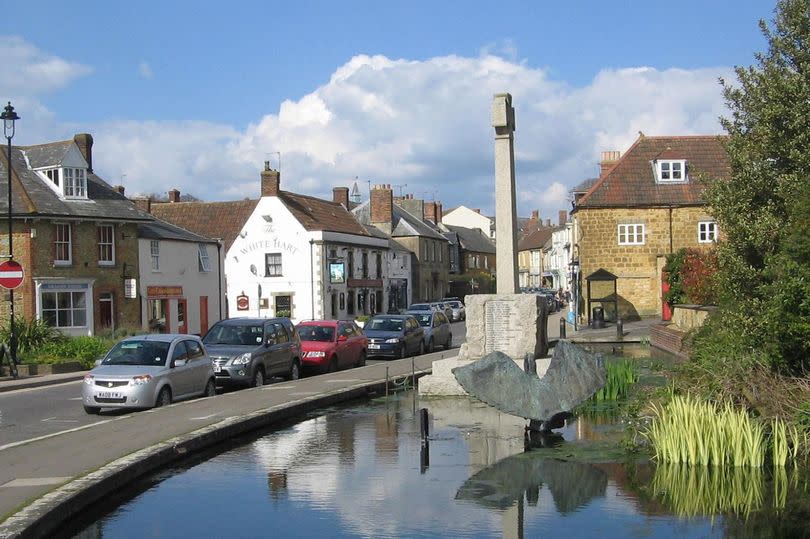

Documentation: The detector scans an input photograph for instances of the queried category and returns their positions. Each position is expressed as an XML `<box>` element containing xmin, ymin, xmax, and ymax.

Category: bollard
<box><xmin>420</xmin><ymin>441</ymin><xmax>430</xmax><ymax>473</ymax></box>
<box><xmin>420</xmin><ymin>408</ymin><xmax>429</xmax><ymax>441</ymax></box>
<box><xmin>385</xmin><ymin>366</ymin><xmax>390</xmax><ymax>397</ymax></box>
<box><xmin>523</xmin><ymin>352</ymin><xmax>537</xmax><ymax>375</ymax></box>
<box><xmin>559</xmin><ymin>317</ymin><xmax>566</xmax><ymax>339</ymax></box>
<box><xmin>616</xmin><ymin>318</ymin><xmax>624</xmax><ymax>341</ymax></box>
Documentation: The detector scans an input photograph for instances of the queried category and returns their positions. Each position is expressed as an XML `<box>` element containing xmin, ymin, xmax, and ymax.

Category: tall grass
<box><xmin>644</xmin><ymin>393</ymin><xmax>803</xmax><ymax>467</ymax></box>
<box><xmin>592</xmin><ymin>359</ymin><xmax>637</xmax><ymax>402</ymax></box>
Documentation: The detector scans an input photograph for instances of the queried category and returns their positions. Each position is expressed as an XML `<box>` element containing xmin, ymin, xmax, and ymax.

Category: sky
<box><xmin>4</xmin><ymin>1</ymin><xmax>777</xmax><ymax>219</ymax></box>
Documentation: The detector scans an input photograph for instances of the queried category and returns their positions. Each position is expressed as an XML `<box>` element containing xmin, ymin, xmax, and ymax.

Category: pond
<box><xmin>65</xmin><ymin>349</ymin><xmax>810</xmax><ymax>538</ymax></box>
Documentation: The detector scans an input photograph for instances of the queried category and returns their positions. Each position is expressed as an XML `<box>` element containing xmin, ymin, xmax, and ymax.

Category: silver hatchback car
<box><xmin>81</xmin><ymin>334</ymin><xmax>215</xmax><ymax>414</ymax></box>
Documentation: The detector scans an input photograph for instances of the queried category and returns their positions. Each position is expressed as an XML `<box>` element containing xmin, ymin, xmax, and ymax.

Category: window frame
<box><xmin>198</xmin><ymin>244</ymin><xmax>212</xmax><ymax>272</ymax></box>
<box><xmin>265</xmin><ymin>252</ymin><xmax>282</xmax><ymax>277</ymax></box>
<box><xmin>63</xmin><ymin>167</ymin><xmax>88</xmax><ymax>198</ymax></box>
<box><xmin>150</xmin><ymin>240</ymin><xmax>160</xmax><ymax>271</ymax></box>
<box><xmin>41</xmin><ymin>290</ymin><xmax>88</xmax><ymax>329</ymax></box>
<box><xmin>698</xmin><ymin>221</ymin><xmax>718</xmax><ymax>243</ymax></box>
<box><xmin>54</xmin><ymin>223</ymin><xmax>72</xmax><ymax>265</ymax></box>
<box><xmin>617</xmin><ymin>223</ymin><xmax>645</xmax><ymax>246</ymax></box>
<box><xmin>97</xmin><ymin>224</ymin><xmax>115</xmax><ymax>266</ymax></box>
<box><xmin>656</xmin><ymin>159</ymin><xmax>688</xmax><ymax>183</ymax></box>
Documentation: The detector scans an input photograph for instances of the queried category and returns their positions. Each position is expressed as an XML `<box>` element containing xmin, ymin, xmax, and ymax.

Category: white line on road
<box><xmin>0</xmin><ymin>380</ymin><xmax>80</xmax><ymax>395</ymax></box>
<box><xmin>190</xmin><ymin>413</ymin><xmax>221</xmax><ymax>420</ymax></box>
<box><xmin>0</xmin><ymin>420</ymin><xmax>114</xmax><ymax>452</ymax></box>
<box><xmin>41</xmin><ymin>418</ymin><xmax>79</xmax><ymax>423</ymax></box>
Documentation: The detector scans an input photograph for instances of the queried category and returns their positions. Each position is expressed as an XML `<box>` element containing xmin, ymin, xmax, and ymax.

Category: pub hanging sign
<box><xmin>236</xmin><ymin>293</ymin><xmax>249</xmax><ymax>311</ymax></box>
<box><xmin>124</xmin><ymin>278</ymin><xmax>137</xmax><ymax>299</ymax></box>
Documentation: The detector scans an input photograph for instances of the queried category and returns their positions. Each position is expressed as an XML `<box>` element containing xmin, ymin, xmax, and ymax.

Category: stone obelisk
<box><xmin>492</xmin><ymin>93</ymin><xmax>519</xmax><ymax>294</ymax></box>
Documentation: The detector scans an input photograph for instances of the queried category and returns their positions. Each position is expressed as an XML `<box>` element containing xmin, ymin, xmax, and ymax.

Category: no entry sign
<box><xmin>0</xmin><ymin>260</ymin><xmax>24</xmax><ymax>290</ymax></box>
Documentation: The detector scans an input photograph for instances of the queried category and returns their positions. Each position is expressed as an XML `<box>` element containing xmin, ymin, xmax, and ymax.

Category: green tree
<box><xmin>699</xmin><ymin>0</ymin><xmax>810</xmax><ymax>371</ymax></box>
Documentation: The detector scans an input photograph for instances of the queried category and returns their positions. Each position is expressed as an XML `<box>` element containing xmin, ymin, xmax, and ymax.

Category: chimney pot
<box><xmin>114</xmin><ymin>185</ymin><xmax>125</xmax><ymax>196</ymax></box>
<box><xmin>558</xmin><ymin>210</ymin><xmax>568</xmax><ymax>226</ymax></box>
<box><xmin>531</xmin><ymin>210</ymin><xmax>539</xmax><ymax>220</ymax></box>
<box><xmin>599</xmin><ymin>150</ymin><xmax>621</xmax><ymax>179</ymax></box>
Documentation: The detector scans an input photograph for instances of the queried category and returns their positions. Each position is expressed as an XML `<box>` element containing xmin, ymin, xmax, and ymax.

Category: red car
<box><xmin>297</xmin><ymin>320</ymin><xmax>368</xmax><ymax>374</ymax></box>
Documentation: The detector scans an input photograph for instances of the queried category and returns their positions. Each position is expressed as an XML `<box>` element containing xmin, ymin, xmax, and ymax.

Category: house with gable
<box><xmin>441</xmin><ymin>205</ymin><xmax>495</xmax><ymax>241</ymax></box>
<box><xmin>0</xmin><ymin>134</ymin><xmax>151</xmax><ymax>335</ymax></box>
<box><xmin>152</xmin><ymin>163</ymin><xmax>389</xmax><ymax>323</ymax></box>
<box><xmin>571</xmin><ymin>135</ymin><xmax>730</xmax><ymax>322</ymax></box>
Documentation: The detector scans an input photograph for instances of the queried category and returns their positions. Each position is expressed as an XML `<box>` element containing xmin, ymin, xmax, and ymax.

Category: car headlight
<box><xmin>384</xmin><ymin>337</ymin><xmax>402</xmax><ymax>343</ymax></box>
<box><xmin>233</xmin><ymin>353</ymin><xmax>252</xmax><ymax>365</ymax></box>
<box><xmin>307</xmin><ymin>351</ymin><xmax>326</xmax><ymax>358</ymax></box>
<box><xmin>130</xmin><ymin>374</ymin><xmax>153</xmax><ymax>386</ymax></box>
<box><xmin>83</xmin><ymin>374</ymin><xmax>94</xmax><ymax>385</ymax></box>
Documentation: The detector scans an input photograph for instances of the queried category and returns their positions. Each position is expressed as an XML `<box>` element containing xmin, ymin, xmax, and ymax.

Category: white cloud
<box><xmin>138</xmin><ymin>61</ymin><xmax>153</xmax><ymax>79</ymax></box>
<box><xmin>8</xmin><ymin>39</ymin><xmax>732</xmax><ymax>219</ymax></box>
<box><xmin>0</xmin><ymin>36</ymin><xmax>92</xmax><ymax>96</ymax></box>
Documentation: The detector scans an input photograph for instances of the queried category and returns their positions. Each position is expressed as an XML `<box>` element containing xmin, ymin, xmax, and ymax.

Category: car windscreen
<box><xmin>203</xmin><ymin>324</ymin><xmax>264</xmax><ymax>346</ymax></box>
<box><xmin>448</xmin><ymin>301</ymin><xmax>461</xmax><ymax>308</ymax></box>
<box><xmin>298</xmin><ymin>325</ymin><xmax>335</xmax><ymax>342</ymax></box>
<box><xmin>103</xmin><ymin>341</ymin><xmax>171</xmax><ymax>366</ymax></box>
<box><xmin>409</xmin><ymin>304</ymin><xmax>430</xmax><ymax>311</ymax></box>
<box><xmin>366</xmin><ymin>318</ymin><xmax>403</xmax><ymax>332</ymax></box>
<box><xmin>412</xmin><ymin>313</ymin><xmax>432</xmax><ymax>327</ymax></box>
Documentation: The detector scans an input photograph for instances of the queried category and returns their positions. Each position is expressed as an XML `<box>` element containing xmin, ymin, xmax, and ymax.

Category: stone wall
<box><xmin>576</xmin><ymin>206</ymin><xmax>714</xmax><ymax>320</ymax></box>
<box><xmin>671</xmin><ymin>305</ymin><xmax>716</xmax><ymax>332</ymax></box>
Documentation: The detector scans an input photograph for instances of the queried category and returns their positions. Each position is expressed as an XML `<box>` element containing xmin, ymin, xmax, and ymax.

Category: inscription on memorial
<box><xmin>484</xmin><ymin>300</ymin><xmax>520</xmax><ymax>354</ymax></box>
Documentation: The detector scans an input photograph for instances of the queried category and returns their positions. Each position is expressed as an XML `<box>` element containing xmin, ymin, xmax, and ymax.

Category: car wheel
<box><xmin>286</xmin><ymin>360</ymin><xmax>301</xmax><ymax>381</ymax></box>
<box><xmin>418</xmin><ymin>340</ymin><xmax>425</xmax><ymax>356</ymax></box>
<box><xmin>83</xmin><ymin>405</ymin><xmax>100</xmax><ymax>415</ymax></box>
<box><xmin>446</xmin><ymin>333</ymin><xmax>453</xmax><ymax>350</ymax></box>
<box><xmin>399</xmin><ymin>344</ymin><xmax>407</xmax><ymax>359</ymax></box>
<box><xmin>203</xmin><ymin>378</ymin><xmax>216</xmax><ymax>397</ymax></box>
<box><xmin>155</xmin><ymin>387</ymin><xmax>172</xmax><ymax>408</ymax></box>
<box><xmin>327</xmin><ymin>357</ymin><xmax>338</xmax><ymax>373</ymax></box>
<box><xmin>356</xmin><ymin>351</ymin><xmax>366</xmax><ymax>367</ymax></box>
<box><xmin>427</xmin><ymin>337</ymin><xmax>434</xmax><ymax>353</ymax></box>
<box><xmin>252</xmin><ymin>367</ymin><xmax>265</xmax><ymax>387</ymax></box>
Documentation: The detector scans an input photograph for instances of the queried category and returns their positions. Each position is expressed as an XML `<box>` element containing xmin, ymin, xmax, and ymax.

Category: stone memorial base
<box><xmin>418</xmin><ymin>294</ymin><xmax>548</xmax><ymax>396</ymax></box>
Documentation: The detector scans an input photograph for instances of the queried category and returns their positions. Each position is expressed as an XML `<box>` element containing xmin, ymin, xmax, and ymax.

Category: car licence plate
<box><xmin>213</xmin><ymin>364</ymin><xmax>221</xmax><ymax>373</ymax></box>
<box><xmin>98</xmin><ymin>391</ymin><xmax>122</xmax><ymax>399</ymax></box>
<box><xmin>368</xmin><ymin>344</ymin><xmax>381</xmax><ymax>349</ymax></box>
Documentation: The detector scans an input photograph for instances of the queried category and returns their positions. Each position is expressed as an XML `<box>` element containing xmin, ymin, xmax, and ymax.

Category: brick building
<box><xmin>0</xmin><ymin>134</ymin><xmax>151</xmax><ymax>336</ymax></box>
<box><xmin>571</xmin><ymin>135</ymin><xmax>730</xmax><ymax>322</ymax></box>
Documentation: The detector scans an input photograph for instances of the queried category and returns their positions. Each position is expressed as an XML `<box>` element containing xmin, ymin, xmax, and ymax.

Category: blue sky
<box><xmin>5</xmin><ymin>1</ymin><xmax>775</xmax><ymax>217</ymax></box>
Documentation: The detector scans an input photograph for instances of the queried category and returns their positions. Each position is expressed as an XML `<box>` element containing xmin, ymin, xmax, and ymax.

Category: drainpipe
<box><xmin>310</xmin><ymin>239</ymin><xmax>316</xmax><ymax>320</ymax></box>
<box><xmin>668</xmin><ymin>206</ymin><xmax>674</xmax><ymax>254</ymax></box>
<box><xmin>215</xmin><ymin>239</ymin><xmax>223</xmax><ymax>320</ymax></box>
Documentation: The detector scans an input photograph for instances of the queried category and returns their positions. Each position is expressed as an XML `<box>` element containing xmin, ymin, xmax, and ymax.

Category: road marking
<box><xmin>190</xmin><ymin>413</ymin><xmax>220</xmax><ymax>420</ymax></box>
<box><xmin>1</xmin><ymin>477</ymin><xmax>72</xmax><ymax>488</ymax></box>
<box><xmin>41</xmin><ymin>417</ymin><xmax>79</xmax><ymax>423</ymax></box>
<box><xmin>324</xmin><ymin>379</ymin><xmax>363</xmax><ymax>383</ymax></box>
<box><xmin>68</xmin><ymin>397</ymin><xmax>83</xmax><ymax>401</ymax></box>
<box><xmin>0</xmin><ymin>380</ymin><xmax>81</xmax><ymax>395</ymax></box>
<box><xmin>0</xmin><ymin>420</ymin><xmax>114</xmax><ymax>452</ymax></box>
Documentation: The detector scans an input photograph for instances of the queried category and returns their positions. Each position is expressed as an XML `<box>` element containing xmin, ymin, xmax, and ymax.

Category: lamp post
<box><xmin>2</xmin><ymin>102</ymin><xmax>19</xmax><ymax>374</ymax></box>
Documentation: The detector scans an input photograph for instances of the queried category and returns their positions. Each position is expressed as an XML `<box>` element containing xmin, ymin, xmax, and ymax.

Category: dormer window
<box><xmin>38</xmin><ymin>167</ymin><xmax>88</xmax><ymax>198</ymax></box>
<box><xmin>656</xmin><ymin>159</ymin><xmax>687</xmax><ymax>183</ymax></box>
<box><xmin>45</xmin><ymin>168</ymin><xmax>60</xmax><ymax>186</ymax></box>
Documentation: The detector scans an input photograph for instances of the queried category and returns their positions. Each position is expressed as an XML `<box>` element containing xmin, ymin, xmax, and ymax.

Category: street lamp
<box><xmin>1</xmin><ymin>102</ymin><xmax>19</xmax><ymax>375</ymax></box>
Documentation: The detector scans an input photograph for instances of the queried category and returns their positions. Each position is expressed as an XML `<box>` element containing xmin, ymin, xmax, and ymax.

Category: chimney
<box><xmin>113</xmin><ymin>185</ymin><xmax>125</xmax><ymax>196</ymax></box>
<box><xmin>400</xmin><ymin>196</ymin><xmax>424</xmax><ymax>221</ymax></box>
<box><xmin>558</xmin><ymin>210</ymin><xmax>568</xmax><ymax>226</ymax></box>
<box><xmin>600</xmin><ymin>150</ymin><xmax>621</xmax><ymax>179</ymax></box>
<box><xmin>473</xmin><ymin>208</ymin><xmax>481</xmax><ymax>214</ymax></box>
<box><xmin>531</xmin><ymin>209</ymin><xmax>539</xmax><ymax>221</ymax></box>
<box><xmin>436</xmin><ymin>202</ymin><xmax>443</xmax><ymax>224</ymax></box>
<box><xmin>134</xmin><ymin>197</ymin><xmax>152</xmax><ymax>214</ymax></box>
<box><xmin>370</xmin><ymin>184</ymin><xmax>393</xmax><ymax>234</ymax></box>
<box><xmin>168</xmin><ymin>189</ymin><xmax>180</xmax><ymax>203</ymax></box>
<box><xmin>260</xmin><ymin>161</ymin><xmax>280</xmax><ymax>197</ymax></box>
<box><xmin>545</xmin><ymin>219</ymin><xmax>552</xmax><ymax>228</ymax></box>
<box><xmin>425</xmin><ymin>202</ymin><xmax>438</xmax><ymax>224</ymax></box>
<box><xmin>333</xmin><ymin>187</ymin><xmax>350</xmax><ymax>208</ymax></box>
<box><xmin>74</xmin><ymin>133</ymin><xmax>94</xmax><ymax>172</ymax></box>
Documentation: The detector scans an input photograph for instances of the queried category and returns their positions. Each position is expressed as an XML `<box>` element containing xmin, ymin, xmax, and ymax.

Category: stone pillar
<box><xmin>492</xmin><ymin>93</ymin><xmax>519</xmax><ymax>294</ymax></box>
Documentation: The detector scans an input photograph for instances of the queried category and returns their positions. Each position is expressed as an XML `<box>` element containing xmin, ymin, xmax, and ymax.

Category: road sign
<box><xmin>0</xmin><ymin>260</ymin><xmax>24</xmax><ymax>290</ymax></box>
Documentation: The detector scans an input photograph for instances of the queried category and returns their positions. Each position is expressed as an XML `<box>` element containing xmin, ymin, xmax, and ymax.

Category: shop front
<box><xmin>147</xmin><ymin>285</ymin><xmax>185</xmax><ymax>334</ymax></box>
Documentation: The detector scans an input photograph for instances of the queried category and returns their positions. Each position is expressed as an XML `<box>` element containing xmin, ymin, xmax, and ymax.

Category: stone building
<box><xmin>0</xmin><ymin>134</ymin><xmax>151</xmax><ymax>336</ymax></box>
<box><xmin>571</xmin><ymin>135</ymin><xmax>730</xmax><ymax>322</ymax></box>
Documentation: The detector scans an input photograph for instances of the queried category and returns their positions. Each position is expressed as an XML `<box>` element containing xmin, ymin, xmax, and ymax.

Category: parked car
<box><xmin>202</xmin><ymin>317</ymin><xmax>302</xmax><ymax>387</ymax></box>
<box><xmin>431</xmin><ymin>301</ymin><xmax>454</xmax><ymax>320</ymax></box>
<box><xmin>408</xmin><ymin>302</ymin><xmax>437</xmax><ymax>312</ymax></box>
<box><xmin>297</xmin><ymin>320</ymin><xmax>367</xmax><ymax>374</ymax></box>
<box><xmin>446</xmin><ymin>300</ymin><xmax>466</xmax><ymax>321</ymax></box>
<box><xmin>363</xmin><ymin>314</ymin><xmax>425</xmax><ymax>359</ymax></box>
<box><xmin>406</xmin><ymin>310</ymin><xmax>453</xmax><ymax>352</ymax></box>
<box><xmin>81</xmin><ymin>334</ymin><xmax>215</xmax><ymax>414</ymax></box>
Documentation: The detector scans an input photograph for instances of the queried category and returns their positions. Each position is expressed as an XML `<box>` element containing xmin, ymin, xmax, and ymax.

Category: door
<box><xmin>177</xmin><ymin>299</ymin><xmax>188</xmax><ymax>334</ymax></box>
<box><xmin>199</xmin><ymin>296</ymin><xmax>209</xmax><ymax>335</ymax></box>
<box><xmin>99</xmin><ymin>293</ymin><xmax>114</xmax><ymax>332</ymax></box>
<box><xmin>267</xmin><ymin>322</ymin><xmax>292</xmax><ymax>376</ymax></box>
<box><xmin>168</xmin><ymin>340</ymin><xmax>193</xmax><ymax>397</ymax></box>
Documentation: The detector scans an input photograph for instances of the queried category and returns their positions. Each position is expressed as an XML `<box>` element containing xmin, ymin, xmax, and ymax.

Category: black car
<box><xmin>202</xmin><ymin>317</ymin><xmax>302</xmax><ymax>387</ymax></box>
<box><xmin>362</xmin><ymin>314</ymin><xmax>425</xmax><ymax>359</ymax></box>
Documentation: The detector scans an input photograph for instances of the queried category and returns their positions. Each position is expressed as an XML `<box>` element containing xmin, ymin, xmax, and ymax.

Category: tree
<box><xmin>700</xmin><ymin>0</ymin><xmax>810</xmax><ymax>371</ymax></box>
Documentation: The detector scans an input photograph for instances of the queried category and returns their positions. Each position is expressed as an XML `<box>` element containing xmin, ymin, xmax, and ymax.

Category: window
<box><xmin>97</xmin><ymin>225</ymin><xmax>115</xmax><ymax>265</ymax></box>
<box><xmin>347</xmin><ymin>291</ymin><xmax>355</xmax><ymax>315</ymax></box>
<box><xmin>63</xmin><ymin>168</ymin><xmax>87</xmax><ymax>198</ymax></box>
<box><xmin>331</xmin><ymin>292</ymin><xmax>338</xmax><ymax>317</ymax></box>
<box><xmin>150</xmin><ymin>240</ymin><xmax>160</xmax><ymax>271</ymax></box>
<box><xmin>375</xmin><ymin>253</ymin><xmax>382</xmax><ymax>279</ymax></box>
<box><xmin>656</xmin><ymin>160</ymin><xmax>687</xmax><ymax>183</ymax></box>
<box><xmin>265</xmin><ymin>253</ymin><xmax>282</xmax><ymax>277</ymax></box>
<box><xmin>339</xmin><ymin>293</ymin><xmax>345</xmax><ymax>311</ymax></box>
<box><xmin>275</xmin><ymin>295</ymin><xmax>291</xmax><ymax>317</ymax></box>
<box><xmin>362</xmin><ymin>251</ymin><xmax>368</xmax><ymax>278</ymax></box>
<box><xmin>198</xmin><ymin>244</ymin><xmax>211</xmax><ymax>272</ymax></box>
<box><xmin>433</xmin><ymin>242</ymin><xmax>438</xmax><ymax>262</ymax></box>
<box><xmin>186</xmin><ymin>340</ymin><xmax>205</xmax><ymax>360</ymax></box>
<box><xmin>618</xmin><ymin>224</ymin><xmax>645</xmax><ymax>245</ymax></box>
<box><xmin>698</xmin><ymin>221</ymin><xmax>718</xmax><ymax>243</ymax></box>
<box><xmin>347</xmin><ymin>250</ymin><xmax>354</xmax><ymax>278</ymax></box>
<box><xmin>54</xmin><ymin>224</ymin><xmax>72</xmax><ymax>264</ymax></box>
<box><xmin>45</xmin><ymin>168</ymin><xmax>60</xmax><ymax>186</ymax></box>
<box><xmin>42</xmin><ymin>291</ymin><xmax>87</xmax><ymax>328</ymax></box>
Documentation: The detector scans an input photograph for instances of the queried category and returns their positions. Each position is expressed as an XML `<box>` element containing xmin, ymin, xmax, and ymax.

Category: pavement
<box><xmin>0</xmin><ymin>312</ymin><xmax>658</xmax><ymax>538</ymax></box>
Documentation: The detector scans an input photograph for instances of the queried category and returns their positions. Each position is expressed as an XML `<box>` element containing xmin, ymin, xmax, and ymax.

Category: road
<box><xmin>0</xmin><ymin>320</ymin><xmax>468</xmax><ymax>448</ymax></box>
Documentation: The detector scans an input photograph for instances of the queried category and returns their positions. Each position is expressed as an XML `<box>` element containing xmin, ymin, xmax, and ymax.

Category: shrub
<box><xmin>34</xmin><ymin>337</ymin><xmax>112</xmax><ymax>369</ymax></box>
<box><xmin>0</xmin><ymin>316</ymin><xmax>63</xmax><ymax>358</ymax></box>
<box><xmin>664</xmin><ymin>248</ymin><xmax>718</xmax><ymax>306</ymax></box>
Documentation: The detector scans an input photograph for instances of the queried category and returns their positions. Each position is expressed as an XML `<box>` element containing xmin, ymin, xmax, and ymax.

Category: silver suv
<box><xmin>203</xmin><ymin>318</ymin><xmax>302</xmax><ymax>387</ymax></box>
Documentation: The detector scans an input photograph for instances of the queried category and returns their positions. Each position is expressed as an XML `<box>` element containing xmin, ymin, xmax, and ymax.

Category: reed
<box><xmin>592</xmin><ymin>359</ymin><xmax>637</xmax><ymax>402</ymax></box>
<box><xmin>644</xmin><ymin>393</ymin><xmax>802</xmax><ymax>467</ymax></box>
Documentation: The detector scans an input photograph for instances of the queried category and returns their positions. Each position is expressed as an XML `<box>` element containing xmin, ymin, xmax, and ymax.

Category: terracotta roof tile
<box><xmin>151</xmin><ymin>199</ymin><xmax>259</xmax><ymax>251</ymax></box>
<box><xmin>577</xmin><ymin>135</ymin><xmax>730</xmax><ymax>208</ymax></box>
<box><xmin>518</xmin><ymin>228</ymin><xmax>554</xmax><ymax>251</ymax></box>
